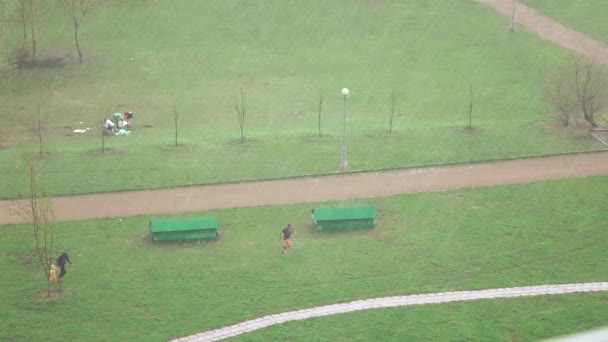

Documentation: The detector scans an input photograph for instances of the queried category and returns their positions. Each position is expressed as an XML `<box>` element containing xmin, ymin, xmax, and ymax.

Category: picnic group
<box><xmin>103</xmin><ymin>111</ymin><xmax>134</xmax><ymax>136</ymax></box>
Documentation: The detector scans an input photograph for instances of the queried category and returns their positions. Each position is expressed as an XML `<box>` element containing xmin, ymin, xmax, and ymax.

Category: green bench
<box><xmin>312</xmin><ymin>206</ymin><xmax>376</xmax><ymax>232</ymax></box>
<box><xmin>149</xmin><ymin>217</ymin><xmax>219</xmax><ymax>242</ymax></box>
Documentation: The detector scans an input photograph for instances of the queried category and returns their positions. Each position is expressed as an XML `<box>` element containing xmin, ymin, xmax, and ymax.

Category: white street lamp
<box><xmin>340</xmin><ymin>87</ymin><xmax>349</xmax><ymax>169</ymax></box>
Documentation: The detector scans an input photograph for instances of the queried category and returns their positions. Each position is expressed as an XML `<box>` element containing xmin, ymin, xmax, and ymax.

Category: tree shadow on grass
<box><xmin>228</xmin><ymin>138</ymin><xmax>259</xmax><ymax>146</ymax></box>
<box><xmin>302</xmin><ymin>134</ymin><xmax>334</xmax><ymax>142</ymax></box>
<box><xmin>86</xmin><ymin>148</ymin><xmax>126</xmax><ymax>157</ymax></box>
<box><xmin>460</xmin><ymin>126</ymin><xmax>484</xmax><ymax>134</ymax></box>
<box><xmin>17</xmin><ymin>55</ymin><xmax>77</xmax><ymax>69</ymax></box>
<box><xmin>158</xmin><ymin>143</ymin><xmax>201</xmax><ymax>152</ymax></box>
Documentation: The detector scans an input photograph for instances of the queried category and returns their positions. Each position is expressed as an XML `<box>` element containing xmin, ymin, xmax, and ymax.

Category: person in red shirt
<box><xmin>124</xmin><ymin>111</ymin><xmax>134</xmax><ymax>128</ymax></box>
<box><xmin>280</xmin><ymin>224</ymin><xmax>295</xmax><ymax>254</ymax></box>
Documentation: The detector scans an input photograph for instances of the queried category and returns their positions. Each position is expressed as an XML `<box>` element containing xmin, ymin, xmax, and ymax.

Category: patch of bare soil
<box><xmin>35</xmin><ymin>287</ymin><xmax>66</xmax><ymax>300</ymax></box>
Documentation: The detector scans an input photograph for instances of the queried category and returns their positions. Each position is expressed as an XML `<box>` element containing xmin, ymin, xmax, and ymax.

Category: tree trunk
<box><xmin>469</xmin><ymin>85</ymin><xmax>473</xmax><ymax>130</ymax></box>
<box><xmin>28</xmin><ymin>0</ymin><xmax>36</xmax><ymax>59</ymax></box>
<box><xmin>37</xmin><ymin>107</ymin><xmax>42</xmax><ymax>156</ymax></box>
<box><xmin>174</xmin><ymin>104</ymin><xmax>178</xmax><ymax>147</ymax></box>
<box><xmin>20</xmin><ymin>3</ymin><xmax>27</xmax><ymax>50</ymax></box>
<box><xmin>0</xmin><ymin>23</ymin><xmax>4</xmax><ymax>58</ymax></box>
<box><xmin>101</xmin><ymin>118</ymin><xmax>105</xmax><ymax>154</ymax></box>
<box><xmin>318</xmin><ymin>93</ymin><xmax>322</xmax><ymax>138</ymax></box>
<box><xmin>73</xmin><ymin>19</ymin><xmax>82</xmax><ymax>63</ymax></box>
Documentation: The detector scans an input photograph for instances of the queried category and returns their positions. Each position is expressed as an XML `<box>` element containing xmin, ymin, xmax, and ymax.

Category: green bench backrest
<box><xmin>149</xmin><ymin>217</ymin><xmax>219</xmax><ymax>241</ymax></box>
<box><xmin>312</xmin><ymin>206</ymin><xmax>376</xmax><ymax>232</ymax></box>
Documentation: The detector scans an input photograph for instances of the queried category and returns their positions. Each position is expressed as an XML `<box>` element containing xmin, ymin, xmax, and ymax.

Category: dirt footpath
<box><xmin>1</xmin><ymin>152</ymin><xmax>607</xmax><ymax>225</ymax></box>
<box><xmin>476</xmin><ymin>0</ymin><xmax>608</xmax><ymax>64</ymax></box>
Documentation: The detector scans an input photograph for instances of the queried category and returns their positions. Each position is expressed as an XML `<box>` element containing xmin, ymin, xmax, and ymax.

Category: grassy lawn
<box><xmin>1</xmin><ymin>176</ymin><xmax>606</xmax><ymax>341</ymax></box>
<box><xmin>0</xmin><ymin>0</ymin><xmax>602</xmax><ymax>198</ymax></box>
<box><xmin>526</xmin><ymin>0</ymin><xmax>608</xmax><ymax>42</ymax></box>
<box><xmin>233</xmin><ymin>293</ymin><xmax>608</xmax><ymax>341</ymax></box>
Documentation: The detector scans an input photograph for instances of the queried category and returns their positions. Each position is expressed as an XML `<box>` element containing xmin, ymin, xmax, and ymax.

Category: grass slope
<box><xmin>234</xmin><ymin>293</ymin><xmax>608</xmax><ymax>341</ymax></box>
<box><xmin>0</xmin><ymin>0</ymin><xmax>601</xmax><ymax>198</ymax></box>
<box><xmin>526</xmin><ymin>0</ymin><xmax>608</xmax><ymax>43</ymax></box>
<box><xmin>1</xmin><ymin>176</ymin><xmax>606</xmax><ymax>341</ymax></box>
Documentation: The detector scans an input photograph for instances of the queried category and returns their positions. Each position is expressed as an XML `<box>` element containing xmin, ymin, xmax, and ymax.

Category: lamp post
<box><xmin>340</xmin><ymin>87</ymin><xmax>349</xmax><ymax>169</ymax></box>
<box><xmin>509</xmin><ymin>0</ymin><xmax>516</xmax><ymax>32</ymax></box>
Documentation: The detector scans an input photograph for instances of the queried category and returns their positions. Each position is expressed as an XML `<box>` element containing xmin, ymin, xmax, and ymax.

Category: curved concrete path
<box><xmin>2</xmin><ymin>151</ymin><xmax>608</xmax><ymax>225</ymax></box>
<box><xmin>171</xmin><ymin>282</ymin><xmax>608</xmax><ymax>342</ymax></box>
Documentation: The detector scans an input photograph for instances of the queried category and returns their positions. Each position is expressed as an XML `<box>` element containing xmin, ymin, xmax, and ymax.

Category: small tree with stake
<box><xmin>36</xmin><ymin>105</ymin><xmax>43</xmax><ymax>156</ymax></box>
<box><xmin>318</xmin><ymin>92</ymin><xmax>323</xmax><ymax>138</ymax></box>
<box><xmin>10</xmin><ymin>155</ymin><xmax>56</xmax><ymax>298</ymax></box>
<box><xmin>235</xmin><ymin>89</ymin><xmax>246</xmax><ymax>143</ymax></box>
<box><xmin>100</xmin><ymin>113</ymin><xmax>105</xmax><ymax>154</ymax></box>
<box><xmin>173</xmin><ymin>103</ymin><xmax>178</xmax><ymax>147</ymax></box>
<box><xmin>388</xmin><ymin>89</ymin><xmax>397</xmax><ymax>135</ymax></box>
<box><xmin>465</xmin><ymin>85</ymin><xmax>474</xmax><ymax>131</ymax></box>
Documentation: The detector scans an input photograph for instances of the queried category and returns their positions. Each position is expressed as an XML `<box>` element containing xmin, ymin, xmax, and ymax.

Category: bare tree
<box><xmin>572</xmin><ymin>58</ymin><xmax>607</xmax><ymax>128</ymax></box>
<box><xmin>466</xmin><ymin>85</ymin><xmax>474</xmax><ymax>131</ymax></box>
<box><xmin>60</xmin><ymin>0</ymin><xmax>103</xmax><ymax>63</ymax></box>
<box><xmin>20</xmin><ymin>0</ymin><xmax>52</xmax><ymax>60</ymax></box>
<box><xmin>543</xmin><ymin>58</ymin><xmax>608</xmax><ymax>128</ymax></box>
<box><xmin>318</xmin><ymin>92</ymin><xmax>323</xmax><ymax>138</ymax></box>
<box><xmin>173</xmin><ymin>103</ymin><xmax>178</xmax><ymax>147</ymax></box>
<box><xmin>0</xmin><ymin>1</ymin><xmax>15</xmax><ymax>54</ymax></box>
<box><xmin>0</xmin><ymin>0</ymin><xmax>17</xmax><ymax>73</ymax></box>
<box><xmin>543</xmin><ymin>68</ymin><xmax>576</xmax><ymax>126</ymax></box>
<box><xmin>388</xmin><ymin>89</ymin><xmax>397</xmax><ymax>135</ymax></box>
<box><xmin>235</xmin><ymin>89</ymin><xmax>246</xmax><ymax>143</ymax></box>
<box><xmin>10</xmin><ymin>155</ymin><xmax>56</xmax><ymax>297</ymax></box>
<box><xmin>19</xmin><ymin>0</ymin><xmax>28</xmax><ymax>50</ymax></box>
<box><xmin>26</xmin><ymin>0</ymin><xmax>36</xmax><ymax>59</ymax></box>
<box><xmin>36</xmin><ymin>106</ymin><xmax>43</xmax><ymax>156</ymax></box>
<box><xmin>100</xmin><ymin>116</ymin><xmax>105</xmax><ymax>154</ymax></box>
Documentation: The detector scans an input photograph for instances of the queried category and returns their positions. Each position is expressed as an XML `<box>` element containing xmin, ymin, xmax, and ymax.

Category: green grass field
<box><xmin>233</xmin><ymin>293</ymin><xmax>608</xmax><ymax>341</ymax></box>
<box><xmin>1</xmin><ymin>176</ymin><xmax>606</xmax><ymax>341</ymax></box>
<box><xmin>0</xmin><ymin>0</ymin><xmax>602</xmax><ymax>198</ymax></box>
<box><xmin>526</xmin><ymin>0</ymin><xmax>608</xmax><ymax>42</ymax></box>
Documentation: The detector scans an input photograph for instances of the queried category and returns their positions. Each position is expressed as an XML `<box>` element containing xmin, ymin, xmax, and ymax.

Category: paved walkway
<box><xmin>2</xmin><ymin>151</ymin><xmax>607</xmax><ymax>225</ymax></box>
<box><xmin>170</xmin><ymin>282</ymin><xmax>608</xmax><ymax>342</ymax></box>
<box><xmin>477</xmin><ymin>0</ymin><xmax>608</xmax><ymax>64</ymax></box>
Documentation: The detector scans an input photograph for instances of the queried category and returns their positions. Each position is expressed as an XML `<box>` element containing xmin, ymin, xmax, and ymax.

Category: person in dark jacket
<box><xmin>56</xmin><ymin>252</ymin><xmax>72</xmax><ymax>282</ymax></box>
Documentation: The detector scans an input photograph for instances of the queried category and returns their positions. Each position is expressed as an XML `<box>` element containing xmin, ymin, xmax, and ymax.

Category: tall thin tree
<box><xmin>18</xmin><ymin>0</ymin><xmax>28</xmax><ymax>51</ymax></box>
<box><xmin>173</xmin><ymin>103</ymin><xmax>178</xmax><ymax>147</ymax></box>
<box><xmin>27</xmin><ymin>0</ymin><xmax>36</xmax><ymax>58</ymax></box>
<box><xmin>37</xmin><ymin>106</ymin><xmax>43</xmax><ymax>156</ymax></box>
<box><xmin>318</xmin><ymin>92</ymin><xmax>323</xmax><ymax>138</ymax></box>
<box><xmin>467</xmin><ymin>85</ymin><xmax>474</xmax><ymax>131</ymax></box>
<box><xmin>388</xmin><ymin>89</ymin><xmax>397</xmax><ymax>135</ymax></box>
<box><xmin>235</xmin><ymin>89</ymin><xmax>246</xmax><ymax>143</ymax></box>
<box><xmin>100</xmin><ymin>111</ymin><xmax>106</xmax><ymax>154</ymax></box>
<box><xmin>10</xmin><ymin>155</ymin><xmax>56</xmax><ymax>297</ymax></box>
<box><xmin>61</xmin><ymin>0</ymin><xmax>103</xmax><ymax>63</ymax></box>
